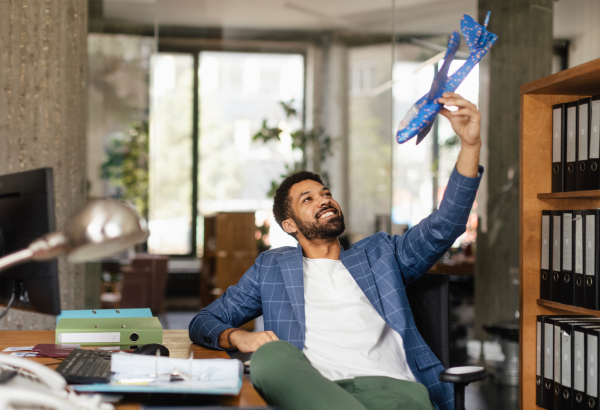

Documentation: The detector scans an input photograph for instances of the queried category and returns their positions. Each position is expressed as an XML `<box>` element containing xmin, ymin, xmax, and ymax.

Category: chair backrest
<box><xmin>120</xmin><ymin>254</ymin><xmax>169</xmax><ymax>315</ymax></box>
<box><xmin>405</xmin><ymin>273</ymin><xmax>450</xmax><ymax>368</ymax></box>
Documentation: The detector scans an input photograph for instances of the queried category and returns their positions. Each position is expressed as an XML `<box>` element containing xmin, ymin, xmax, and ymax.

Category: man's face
<box><xmin>285</xmin><ymin>179</ymin><xmax>345</xmax><ymax>241</ymax></box>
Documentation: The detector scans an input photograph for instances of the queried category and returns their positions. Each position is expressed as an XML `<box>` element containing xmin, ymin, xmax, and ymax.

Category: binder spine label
<box><xmin>575</xmin><ymin>331</ymin><xmax>584</xmax><ymax>390</ymax></box>
<box><xmin>58</xmin><ymin>332</ymin><xmax>121</xmax><ymax>343</ymax></box>
<box><xmin>592</xmin><ymin>100</ymin><xmax>600</xmax><ymax>159</ymax></box>
<box><xmin>555</xmin><ymin>215</ymin><xmax>562</xmax><ymax>271</ymax></box>
<box><xmin>542</xmin><ymin>215</ymin><xmax>550</xmax><ymax>270</ymax></box>
<box><xmin>556</xmin><ymin>325</ymin><xmax>562</xmax><ymax>382</ymax></box>
<box><xmin>589</xmin><ymin>334</ymin><xmax>598</xmax><ymax>398</ymax></box>
<box><xmin>546</xmin><ymin>323</ymin><xmax>554</xmax><ymax>379</ymax></box>
<box><xmin>576</xmin><ymin>215</ymin><xmax>583</xmax><ymax>274</ymax></box>
<box><xmin>580</xmin><ymin>103</ymin><xmax>589</xmax><ymax>160</ymax></box>
<box><xmin>538</xmin><ymin>321</ymin><xmax>542</xmax><ymax>376</ymax></box>
<box><xmin>563</xmin><ymin>331</ymin><xmax>572</xmax><ymax>388</ymax></box>
<box><xmin>568</xmin><ymin>105</ymin><xmax>577</xmax><ymax>163</ymax></box>
<box><xmin>587</xmin><ymin>215</ymin><xmax>596</xmax><ymax>276</ymax></box>
<box><xmin>564</xmin><ymin>212</ymin><xmax>573</xmax><ymax>271</ymax></box>
<box><xmin>554</xmin><ymin>107</ymin><xmax>563</xmax><ymax>162</ymax></box>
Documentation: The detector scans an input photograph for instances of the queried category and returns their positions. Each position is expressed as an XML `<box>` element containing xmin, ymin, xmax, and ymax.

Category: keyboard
<box><xmin>55</xmin><ymin>349</ymin><xmax>112</xmax><ymax>384</ymax></box>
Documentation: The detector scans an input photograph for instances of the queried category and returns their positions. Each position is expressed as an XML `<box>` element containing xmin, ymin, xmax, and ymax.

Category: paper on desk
<box><xmin>3</xmin><ymin>346</ymin><xmax>34</xmax><ymax>352</ymax></box>
<box><xmin>72</xmin><ymin>352</ymin><xmax>243</xmax><ymax>395</ymax></box>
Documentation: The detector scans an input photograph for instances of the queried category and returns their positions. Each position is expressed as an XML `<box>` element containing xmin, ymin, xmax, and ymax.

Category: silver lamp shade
<box><xmin>0</xmin><ymin>199</ymin><xmax>149</xmax><ymax>273</ymax></box>
<box><xmin>65</xmin><ymin>199</ymin><xmax>149</xmax><ymax>263</ymax></box>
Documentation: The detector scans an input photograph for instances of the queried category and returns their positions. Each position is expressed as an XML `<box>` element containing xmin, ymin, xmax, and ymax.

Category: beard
<box><xmin>292</xmin><ymin>207</ymin><xmax>346</xmax><ymax>241</ymax></box>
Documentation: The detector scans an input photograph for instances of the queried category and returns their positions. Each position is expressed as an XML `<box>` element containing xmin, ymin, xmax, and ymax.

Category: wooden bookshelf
<box><xmin>520</xmin><ymin>57</ymin><xmax>600</xmax><ymax>410</ymax></box>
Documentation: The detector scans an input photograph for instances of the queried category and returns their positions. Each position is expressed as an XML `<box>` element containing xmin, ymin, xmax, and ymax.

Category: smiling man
<box><xmin>189</xmin><ymin>92</ymin><xmax>483</xmax><ymax>410</ymax></box>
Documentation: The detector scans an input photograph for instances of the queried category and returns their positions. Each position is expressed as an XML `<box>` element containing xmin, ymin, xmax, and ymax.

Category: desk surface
<box><xmin>0</xmin><ymin>329</ymin><xmax>266</xmax><ymax>409</ymax></box>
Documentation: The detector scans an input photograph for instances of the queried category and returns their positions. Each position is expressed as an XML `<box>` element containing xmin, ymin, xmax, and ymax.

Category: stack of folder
<box><xmin>540</xmin><ymin>209</ymin><xmax>600</xmax><ymax>309</ymax></box>
<box><xmin>55</xmin><ymin>308</ymin><xmax>163</xmax><ymax>347</ymax></box>
<box><xmin>552</xmin><ymin>95</ymin><xmax>600</xmax><ymax>193</ymax></box>
<box><xmin>537</xmin><ymin>315</ymin><xmax>600</xmax><ymax>410</ymax></box>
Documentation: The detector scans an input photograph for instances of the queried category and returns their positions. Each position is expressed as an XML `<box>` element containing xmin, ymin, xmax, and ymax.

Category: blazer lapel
<box><xmin>340</xmin><ymin>248</ymin><xmax>385</xmax><ymax>317</ymax></box>
<box><xmin>276</xmin><ymin>244</ymin><xmax>306</xmax><ymax>331</ymax></box>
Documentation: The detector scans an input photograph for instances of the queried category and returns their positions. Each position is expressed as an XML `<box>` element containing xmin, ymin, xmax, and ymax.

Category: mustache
<box><xmin>315</xmin><ymin>206</ymin><xmax>338</xmax><ymax>219</ymax></box>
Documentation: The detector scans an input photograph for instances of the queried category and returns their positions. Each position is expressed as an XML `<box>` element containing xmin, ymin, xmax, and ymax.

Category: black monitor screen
<box><xmin>0</xmin><ymin>167</ymin><xmax>60</xmax><ymax>316</ymax></box>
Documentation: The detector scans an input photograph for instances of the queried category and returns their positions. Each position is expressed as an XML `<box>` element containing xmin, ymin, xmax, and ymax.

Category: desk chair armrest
<box><xmin>439</xmin><ymin>366</ymin><xmax>487</xmax><ymax>385</ymax></box>
<box><xmin>439</xmin><ymin>366</ymin><xmax>487</xmax><ymax>410</ymax></box>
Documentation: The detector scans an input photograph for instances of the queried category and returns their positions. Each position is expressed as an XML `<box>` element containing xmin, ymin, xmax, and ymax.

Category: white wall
<box><xmin>554</xmin><ymin>0</ymin><xmax>600</xmax><ymax>68</ymax></box>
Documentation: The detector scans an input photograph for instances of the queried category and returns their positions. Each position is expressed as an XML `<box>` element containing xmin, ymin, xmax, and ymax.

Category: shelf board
<box><xmin>521</xmin><ymin>56</ymin><xmax>600</xmax><ymax>95</ymax></box>
<box><xmin>537</xmin><ymin>191</ymin><xmax>600</xmax><ymax>199</ymax></box>
<box><xmin>537</xmin><ymin>299</ymin><xmax>600</xmax><ymax>316</ymax></box>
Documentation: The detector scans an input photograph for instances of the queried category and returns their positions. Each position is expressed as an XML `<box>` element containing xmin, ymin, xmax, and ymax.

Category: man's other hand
<box><xmin>219</xmin><ymin>329</ymin><xmax>279</xmax><ymax>353</ymax></box>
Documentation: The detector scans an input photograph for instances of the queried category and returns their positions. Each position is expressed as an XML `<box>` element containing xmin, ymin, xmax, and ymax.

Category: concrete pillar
<box><xmin>321</xmin><ymin>42</ymin><xmax>349</xmax><ymax>220</ymax></box>
<box><xmin>474</xmin><ymin>0</ymin><xmax>553</xmax><ymax>338</ymax></box>
<box><xmin>305</xmin><ymin>39</ymin><xmax>350</xmax><ymax>219</ymax></box>
<box><xmin>0</xmin><ymin>0</ymin><xmax>88</xmax><ymax>329</ymax></box>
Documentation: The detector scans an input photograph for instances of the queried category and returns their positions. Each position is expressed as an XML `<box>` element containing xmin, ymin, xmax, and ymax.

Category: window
<box><xmin>148</xmin><ymin>53</ymin><xmax>194</xmax><ymax>255</ymax></box>
<box><xmin>147</xmin><ymin>50</ymin><xmax>305</xmax><ymax>256</ymax></box>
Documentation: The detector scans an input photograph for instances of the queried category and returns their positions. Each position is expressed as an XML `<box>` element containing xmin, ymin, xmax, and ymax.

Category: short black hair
<box><xmin>273</xmin><ymin>171</ymin><xmax>323</xmax><ymax>230</ymax></box>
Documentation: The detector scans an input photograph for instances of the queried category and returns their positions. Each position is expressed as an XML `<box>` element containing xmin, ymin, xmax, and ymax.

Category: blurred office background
<box><xmin>1</xmin><ymin>0</ymin><xmax>600</xmax><ymax>408</ymax></box>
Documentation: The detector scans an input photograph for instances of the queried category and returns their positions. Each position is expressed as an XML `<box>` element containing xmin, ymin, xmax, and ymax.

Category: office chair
<box><xmin>406</xmin><ymin>273</ymin><xmax>487</xmax><ymax>410</ymax></box>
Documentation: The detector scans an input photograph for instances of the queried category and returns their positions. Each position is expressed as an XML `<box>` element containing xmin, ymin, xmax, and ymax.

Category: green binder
<box><xmin>55</xmin><ymin>317</ymin><xmax>163</xmax><ymax>346</ymax></box>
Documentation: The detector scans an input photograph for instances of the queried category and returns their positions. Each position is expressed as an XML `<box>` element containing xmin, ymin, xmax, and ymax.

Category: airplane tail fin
<box><xmin>461</xmin><ymin>11</ymin><xmax>498</xmax><ymax>57</ymax></box>
<box><xmin>425</xmin><ymin>30</ymin><xmax>460</xmax><ymax>102</ymax></box>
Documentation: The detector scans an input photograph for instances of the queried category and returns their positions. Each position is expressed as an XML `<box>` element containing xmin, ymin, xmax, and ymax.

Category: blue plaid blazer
<box><xmin>189</xmin><ymin>166</ymin><xmax>482</xmax><ymax>410</ymax></box>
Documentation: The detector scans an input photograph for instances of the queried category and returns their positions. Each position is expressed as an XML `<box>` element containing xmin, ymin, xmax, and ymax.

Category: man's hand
<box><xmin>437</xmin><ymin>92</ymin><xmax>481</xmax><ymax>147</ymax></box>
<box><xmin>218</xmin><ymin>328</ymin><xmax>279</xmax><ymax>353</ymax></box>
<box><xmin>437</xmin><ymin>92</ymin><xmax>481</xmax><ymax>177</ymax></box>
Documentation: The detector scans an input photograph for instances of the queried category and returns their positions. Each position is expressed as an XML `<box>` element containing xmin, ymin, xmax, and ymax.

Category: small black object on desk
<box><xmin>132</xmin><ymin>343</ymin><xmax>170</xmax><ymax>356</ymax></box>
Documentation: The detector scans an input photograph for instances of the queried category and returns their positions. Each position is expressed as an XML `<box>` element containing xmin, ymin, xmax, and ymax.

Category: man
<box><xmin>189</xmin><ymin>92</ymin><xmax>483</xmax><ymax>410</ymax></box>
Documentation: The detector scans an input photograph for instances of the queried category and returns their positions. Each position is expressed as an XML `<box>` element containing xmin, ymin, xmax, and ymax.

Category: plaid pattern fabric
<box><xmin>189</xmin><ymin>165</ymin><xmax>483</xmax><ymax>410</ymax></box>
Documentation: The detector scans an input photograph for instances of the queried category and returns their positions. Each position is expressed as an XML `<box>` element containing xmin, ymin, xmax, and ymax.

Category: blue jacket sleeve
<box><xmin>188</xmin><ymin>253</ymin><xmax>264</xmax><ymax>350</ymax></box>
<box><xmin>394</xmin><ymin>165</ymin><xmax>483</xmax><ymax>284</ymax></box>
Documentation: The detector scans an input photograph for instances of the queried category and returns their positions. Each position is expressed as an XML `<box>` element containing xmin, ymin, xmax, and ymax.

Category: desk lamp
<box><xmin>0</xmin><ymin>199</ymin><xmax>149</xmax><ymax>318</ymax></box>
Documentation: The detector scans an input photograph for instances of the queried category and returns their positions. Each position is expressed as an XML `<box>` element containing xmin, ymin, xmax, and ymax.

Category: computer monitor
<box><xmin>0</xmin><ymin>167</ymin><xmax>60</xmax><ymax>316</ymax></box>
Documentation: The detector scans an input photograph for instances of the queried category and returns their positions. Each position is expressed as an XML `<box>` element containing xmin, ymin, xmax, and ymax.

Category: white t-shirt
<box><xmin>302</xmin><ymin>257</ymin><xmax>417</xmax><ymax>382</ymax></box>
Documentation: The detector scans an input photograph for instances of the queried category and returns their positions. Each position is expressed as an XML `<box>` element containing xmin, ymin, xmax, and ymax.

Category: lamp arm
<box><xmin>0</xmin><ymin>249</ymin><xmax>34</xmax><ymax>274</ymax></box>
<box><xmin>0</xmin><ymin>231</ymin><xmax>68</xmax><ymax>275</ymax></box>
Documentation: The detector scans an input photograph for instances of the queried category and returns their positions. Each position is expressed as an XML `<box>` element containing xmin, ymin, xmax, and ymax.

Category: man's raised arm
<box><xmin>391</xmin><ymin>92</ymin><xmax>483</xmax><ymax>283</ymax></box>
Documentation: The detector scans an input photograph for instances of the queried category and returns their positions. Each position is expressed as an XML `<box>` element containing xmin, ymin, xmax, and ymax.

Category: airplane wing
<box><xmin>426</xmin><ymin>30</ymin><xmax>460</xmax><ymax>102</ymax></box>
<box><xmin>415</xmin><ymin>30</ymin><xmax>460</xmax><ymax>145</ymax></box>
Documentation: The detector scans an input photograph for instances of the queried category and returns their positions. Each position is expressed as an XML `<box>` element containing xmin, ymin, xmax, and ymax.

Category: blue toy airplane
<box><xmin>396</xmin><ymin>12</ymin><xmax>498</xmax><ymax>145</ymax></box>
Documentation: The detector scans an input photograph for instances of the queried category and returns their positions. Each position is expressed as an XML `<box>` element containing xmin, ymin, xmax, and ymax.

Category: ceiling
<box><xmin>103</xmin><ymin>0</ymin><xmax>477</xmax><ymax>35</ymax></box>
<box><xmin>102</xmin><ymin>0</ymin><xmax>582</xmax><ymax>40</ymax></box>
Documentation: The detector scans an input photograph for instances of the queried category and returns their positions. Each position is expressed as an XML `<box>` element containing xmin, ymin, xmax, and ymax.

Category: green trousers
<box><xmin>250</xmin><ymin>341</ymin><xmax>436</xmax><ymax>410</ymax></box>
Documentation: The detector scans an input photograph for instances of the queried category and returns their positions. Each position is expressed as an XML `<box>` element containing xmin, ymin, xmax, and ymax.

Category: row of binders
<box><xmin>537</xmin><ymin>315</ymin><xmax>600</xmax><ymax>410</ymax></box>
<box><xmin>540</xmin><ymin>210</ymin><xmax>600</xmax><ymax>309</ymax></box>
<box><xmin>536</xmin><ymin>316</ymin><xmax>600</xmax><ymax>410</ymax></box>
<box><xmin>552</xmin><ymin>96</ymin><xmax>600</xmax><ymax>192</ymax></box>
